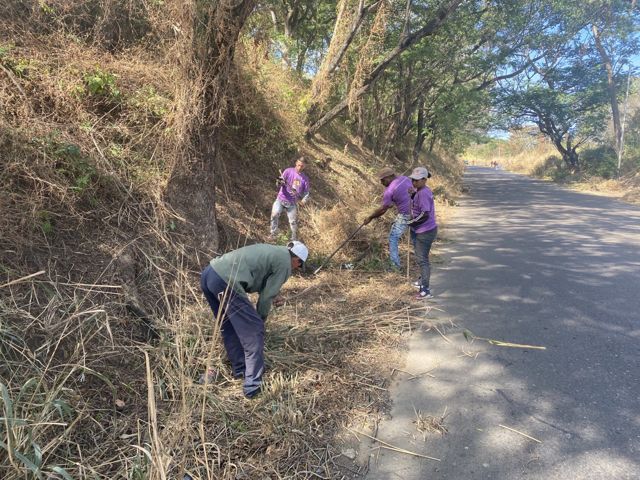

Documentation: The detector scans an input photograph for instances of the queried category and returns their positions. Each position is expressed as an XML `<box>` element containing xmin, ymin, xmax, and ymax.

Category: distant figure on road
<box><xmin>407</xmin><ymin>166</ymin><xmax>437</xmax><ymax>299</ymax></box>
<box><xmin>364</xmin><ymin>167</ymin><xmax>412</xmax><ymax>271</ymax></box>
<box><xmin>200</xmin><ymin>241</ymin><xmax>309</xmax><ymax>398</ymax></box>
<box><xmin>270</xmin><ymin>157</ymin><xmax>310</xmax><ymax>241</ymax></box>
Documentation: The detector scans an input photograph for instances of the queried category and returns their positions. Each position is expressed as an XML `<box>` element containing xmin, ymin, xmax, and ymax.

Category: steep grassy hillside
<box><xmin>1</xmin><ymin>5</ymin><xmax>462</xmax><ymax>478</ymax></box>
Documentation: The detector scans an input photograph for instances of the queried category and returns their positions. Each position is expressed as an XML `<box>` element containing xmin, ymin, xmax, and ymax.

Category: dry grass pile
<box><xmin>304</xmin><ymin>205</ymin><xmax>366</xmax><ymax>263</ymax></box>
<box><xmin>0</xmin><ymin>235</ymin><xmax>440</xmax><ymax>479</ymax></box>
<box><xmin>563</xmin><ymin>167</ymin><xmax>640</xmax><ymax>206</ymax></box>
<box><xmin>413</xmin><ymin>408</ymin><xmax>449</xmax><ymax>440</ymax></box>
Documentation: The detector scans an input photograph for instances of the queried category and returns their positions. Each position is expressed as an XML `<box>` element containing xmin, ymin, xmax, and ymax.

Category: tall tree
<box><xmin>164</xmin><ymin>0</ymin><xmax>257</xmax><ymax>255</ymax></box>
<box><xmin>305</xmin><ymin>0</ymin><xmax>464</xmax><ymax>137</ymax></box>
<box><xmin>588</xmin><ymin>0</ymin><xmax>640</xmax><ymax>155</ymax></box>
<box><xmin>496</xmin><ymin>47</ymin><xmax>610</xmax><ymax>169</ymax></box>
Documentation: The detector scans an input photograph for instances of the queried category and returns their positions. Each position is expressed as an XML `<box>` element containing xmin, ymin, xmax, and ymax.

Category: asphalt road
<box><xmin>364</xmin><ymin>167</ymin><xmax>640</xmax><ymax>480</ymax></box>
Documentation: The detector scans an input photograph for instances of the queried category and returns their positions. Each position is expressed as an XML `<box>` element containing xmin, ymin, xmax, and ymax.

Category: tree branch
<box><xmin>306</xmin><ymin>0</ymin><xmax>463</xmax><ymax>136</ymax></box>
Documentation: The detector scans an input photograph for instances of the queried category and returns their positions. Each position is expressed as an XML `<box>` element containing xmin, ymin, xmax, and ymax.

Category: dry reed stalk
<box><xmin>0</xmin><ymin>271</ymin><xmax>46</xmax><ymax>289</ymax></box>
<box><xmin>350</xmin><ymin>428</ymin><xmax>441</xmax><ymax>461</ymax></box>
<box><xmin>498</xmin><ymin>424</ymin><xmax>542</xmax><ymax>444</ymax></box>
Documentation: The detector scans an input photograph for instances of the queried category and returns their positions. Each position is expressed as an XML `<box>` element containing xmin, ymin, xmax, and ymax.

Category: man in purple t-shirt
<box><xmin>270</xmin><ymin>157</ymin><xmax>310</xmax><ymax>241</ymax></box>
<box><xmin>407</xmin><ymin>166</ymin><xmax>438</xmax><ymax>299</ymax></box>
<box><xmin>364</xmin><ymin>167</ymin><xmax>413</xmax><ymax>270</ymax></box>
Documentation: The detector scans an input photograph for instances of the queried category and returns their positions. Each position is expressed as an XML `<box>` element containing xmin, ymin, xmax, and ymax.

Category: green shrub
<box><xmin>531</xmin><ymin>155</ymin><xmax>562</xmax><ymax>177</ymax></box>
<box><xmin>580</xmin><ymin>145</ymin><xmax>618</xmax><ymax>179</ymax></box>
<box><xmin>33</xmin><ymin>133</ymin><xmax>98</xmax><ymax>194</ymax></box>
<box><xmin>0</xmin><ymin>44</ymin><xmax>32</xmax><ymax>78</ymax></box>
<box><xmin>83</xmin><ymin>68</ymin><xmax>121</xmax><ymax>99</ymax></box>
<box><xmin>128</xmin><ymin>85</ymin><xmax>170</xmax><ymax>119</ymax></box>
<box><xmin>38</xmin><ymin>211</ymin><xmax>54</xmax><ymax>236</ymax></box>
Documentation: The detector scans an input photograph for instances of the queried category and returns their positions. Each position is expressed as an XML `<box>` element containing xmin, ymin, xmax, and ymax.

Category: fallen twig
<box><xmin>0</xmin><ymin>63</ymin><xmax>29</xmax><ymax>102</ymax></box>
<box><xmin>499</xmin><ymin>424</ymin><xmax>542</xmax><ymax>443</ymax></box>
<box><xmin>0</xmin><ymin>270</ymin><xmax>46</xmax><ymax>288</ymax></box>
<box><xmin>463</xmin><ymin>329</ymin><xmax>546</xmax><ymax>350</ymax></box>
<box><xmin>348</xmin><ymin>428</ymin><xmax>441</xmax><ymax>461</ymax></box>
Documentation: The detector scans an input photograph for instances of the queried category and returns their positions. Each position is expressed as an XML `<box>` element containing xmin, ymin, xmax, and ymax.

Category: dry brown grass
<box><xmin>1</xmin><ymin>3</ymin><xmax>462</xmax><ymax>478</ymax></box>
<box><xmin>413</xmin><ymin>407</ymin><xmax>449</xmax><ymax>440</ymax></box>
<box><xmin>465</xmin><ymin>138</ymin><xmax>640</xmax><ymax>205</ymax></box>
<box><xmin>0</xmin><ymin>248</ymin><xmax>438</xmax><ymax>478</ymax></box>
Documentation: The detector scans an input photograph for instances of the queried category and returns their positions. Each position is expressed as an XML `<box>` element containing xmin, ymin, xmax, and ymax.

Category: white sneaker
<box><xmin>415</xmin><ymin>289</ymin><xmax>434</xmax><ymax>300</ymax></box>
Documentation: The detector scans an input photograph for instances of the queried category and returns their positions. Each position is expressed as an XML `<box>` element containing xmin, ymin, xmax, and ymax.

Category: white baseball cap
<box><xmin>287</xmin><ymin>241</ymin><xmax>309</xmax><ymax>262</ymax></box>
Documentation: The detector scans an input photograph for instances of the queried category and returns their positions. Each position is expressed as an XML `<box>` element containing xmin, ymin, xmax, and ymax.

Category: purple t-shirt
<box><xmin>277</xmin><ymin>167</ymin><xmax>310</xmax><ymax>205</ymax></box>
<box><xmin>411</xmin><ymin>186</ymin><xmax>437</xmax><ymax>233</ymax></box>
<box><xmin>382</xmin><ymin>176</ymin><xmax>412</xmax><ymax>215</ymax></box>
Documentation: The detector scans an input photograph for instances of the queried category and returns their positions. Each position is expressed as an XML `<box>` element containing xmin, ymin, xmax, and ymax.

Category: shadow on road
<box><xmin>366</xmin><ymin>167</ymin><xmax>640</xmax><ymax>480</ymax></box>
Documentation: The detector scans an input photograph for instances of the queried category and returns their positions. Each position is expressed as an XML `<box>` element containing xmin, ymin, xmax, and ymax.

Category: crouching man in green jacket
<box><xmin>200</xmin><ymin>241</ymin><xmax>308</xmax><ymax>398</ymax></box>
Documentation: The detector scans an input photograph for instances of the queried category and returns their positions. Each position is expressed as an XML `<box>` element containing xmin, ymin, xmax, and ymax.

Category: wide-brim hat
<box><xmin>376</xmin><ymin>167</ymin><xmax>395</xmax><ymax>180</ymax></box>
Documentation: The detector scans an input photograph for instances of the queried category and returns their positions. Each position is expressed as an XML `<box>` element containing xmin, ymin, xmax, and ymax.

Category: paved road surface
<box><xmin>364</xmin><ymin>167</ymin><xmax>640</xmax><ymax>479</ymax></box>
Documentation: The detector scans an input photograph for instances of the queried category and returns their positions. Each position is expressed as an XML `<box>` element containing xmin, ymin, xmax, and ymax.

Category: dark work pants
<box><xmin>200</xmin><ymin>265</ymin><xmax>264</xmax><ymax>397</ymax></box>
<box><xmin>411</xmin><ymin>227</ymin><xmax>437</xmax><ymax>291</ymax></box>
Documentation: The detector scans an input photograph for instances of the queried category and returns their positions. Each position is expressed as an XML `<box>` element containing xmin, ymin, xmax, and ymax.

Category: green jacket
<box><xmin>210</xmin><ymin>244</ymin><xmax>292</xmax><ymax>319</ymax></box>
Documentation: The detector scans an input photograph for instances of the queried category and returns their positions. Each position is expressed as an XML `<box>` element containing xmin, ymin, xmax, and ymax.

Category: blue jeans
<box><xmin>200</xmin><ymin>265</ymin><xmax>264</xmax><ymax>397</ymax></box>
<box><xmin>389</xmin><ymin>214</ymin><xmax>410</xmax><ymax>268</ymax></box>
<box><xmin>411</xmin><ymin>227</ymin><xmax>437</xmax><ymax>291</ymax></box>
<box><xmin>270</xmin><ymin>198</ymin><xmax>298</xmax><ymax>240</ymax></box>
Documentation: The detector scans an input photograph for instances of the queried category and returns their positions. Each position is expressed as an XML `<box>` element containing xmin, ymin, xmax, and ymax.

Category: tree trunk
<box><xmin>306</xmin><ymin>0</ymin><xmax>463</xmax><ymax>137</ymax></box>
<box><xmin>412</xmin><ymin>96</ymin><xmax>425</xmax><ymax>161</ymax></box>
<box><xmin>592</xmin><ymin>24</ymin><xmax>622</xmax><ymax>154</ymax></box>
<box><xmin>307</xmin><ymin>0</ymin><xmax>380</xmax><ymax>121</ymax></box>
<box><xmin>164</xmin><ymin>0</ymin><xmax>257</xmax><ymax>256</ymax></box>
<box><xmin>356</xmin><ymin>101</ymin><xmax>365</xmax><ymax>145</ymax></box>
<box><xmin>295</xmin><ymin>46</ymin><xmax>308</xmax><ymax>74</ymax></box>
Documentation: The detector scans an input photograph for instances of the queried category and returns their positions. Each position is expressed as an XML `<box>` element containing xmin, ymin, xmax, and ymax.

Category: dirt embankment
<box><xmin>0</xmin><ymin>7</ymin><xmax>462</xmax><ymax>479</ymax></box>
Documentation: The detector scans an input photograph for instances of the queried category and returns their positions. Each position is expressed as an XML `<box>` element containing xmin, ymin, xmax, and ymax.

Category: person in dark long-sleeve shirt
<box><xmin>200</xmin><ymin>242</ymin><xmax>308</xmax><ymax>398</ymax></box>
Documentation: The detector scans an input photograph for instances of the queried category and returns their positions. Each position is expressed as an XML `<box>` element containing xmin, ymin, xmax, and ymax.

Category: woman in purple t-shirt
<box><xmin>407</xmin><ymin>166</ymin><xmax>438</xmax><ymax>299</ymax></box>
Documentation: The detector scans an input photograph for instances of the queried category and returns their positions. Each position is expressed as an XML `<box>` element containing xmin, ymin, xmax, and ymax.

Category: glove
<box><xmin>276</xmin><ymin>178</ymin><xmax>285</xmax><ymax>187</ymax></box>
